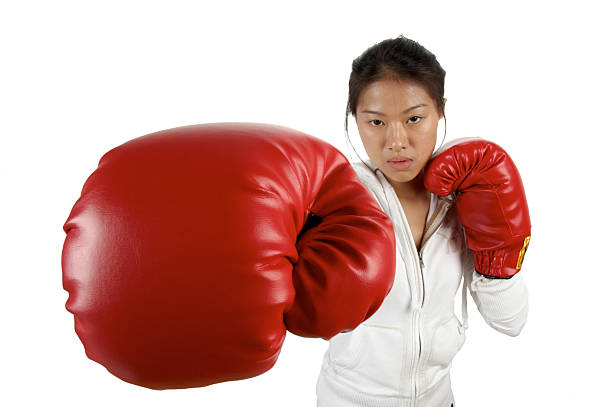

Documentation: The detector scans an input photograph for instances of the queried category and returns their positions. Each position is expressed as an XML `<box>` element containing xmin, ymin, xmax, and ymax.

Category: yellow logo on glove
<box><xmin>516</xmin><ymin>236</ymin><xmax>531</xmax><ymax>270</ymax></box>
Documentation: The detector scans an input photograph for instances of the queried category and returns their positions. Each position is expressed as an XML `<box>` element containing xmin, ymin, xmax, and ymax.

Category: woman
<box><xmin>315</xmin><ymin>35</ymin><xmax>529</xmax><ymax>407</ymax></box>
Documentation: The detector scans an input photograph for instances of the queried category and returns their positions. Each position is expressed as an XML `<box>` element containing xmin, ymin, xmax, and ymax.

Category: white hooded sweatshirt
<box><xmin>315</xmin><ymin>159</ymin><xmax>529</xmax><ymax>407</ymax></box>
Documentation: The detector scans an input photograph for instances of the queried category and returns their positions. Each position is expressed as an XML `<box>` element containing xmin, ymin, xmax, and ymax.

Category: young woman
<box><xmin>315</xmin><ymin>36</ymin><xmax>529</xmax><ymax>407</ymax></box>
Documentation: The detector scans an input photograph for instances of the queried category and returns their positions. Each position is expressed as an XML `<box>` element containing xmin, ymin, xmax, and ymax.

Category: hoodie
<box><xmin>315</xmin><ymin>159</ymin><xmax>529</xmax><ymax>407</ymax></box>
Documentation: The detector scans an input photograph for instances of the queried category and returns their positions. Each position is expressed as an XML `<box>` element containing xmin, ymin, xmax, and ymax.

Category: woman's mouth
<box><xmin>387</xmin><ymin>159</ymin><xmax>413</xmax><ymax>170</ymax></box>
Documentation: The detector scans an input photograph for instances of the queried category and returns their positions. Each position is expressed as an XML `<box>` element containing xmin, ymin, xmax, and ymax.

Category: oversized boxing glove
<box><xmin>62</xmin><ymin>122</ymin><xmax>395</xmax><ymax>390</ymax></box>
<box><xmin>423</xmin><ymin>137</ymin><xmax>531</xmax><ymax>279</ymax></box>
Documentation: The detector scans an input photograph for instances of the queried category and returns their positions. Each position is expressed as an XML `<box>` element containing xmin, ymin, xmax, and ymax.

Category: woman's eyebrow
<box><xmin>360</xmin><ymin>104</ymin><xmax>427</xmax><ymax>116</ymax></box>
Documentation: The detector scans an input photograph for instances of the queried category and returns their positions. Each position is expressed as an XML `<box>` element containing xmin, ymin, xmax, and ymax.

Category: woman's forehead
<box><xmin>358</xmin><ymin>81</ymin><xmax>432</xmax><ymax>112</ymax></box>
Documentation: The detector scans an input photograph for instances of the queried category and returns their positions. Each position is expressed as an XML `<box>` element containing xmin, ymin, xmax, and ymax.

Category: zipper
<box><xmin>417</xmin><ymin>196</ymin><xmax>452</xmax><ymax>306</ymax></box>
<box><xmin>372</xmin><ymin>169</ymin><xmax>452</xmax><ymax>406</ymax></box>
<box><xmin>418</xmin><ymin>204</ymin><xmax>439</xmax><ymax>307</ymax></box>
<box><xmin>402</xmin><ymin>194</ymin><xmax>452</xmax><ymax>407</ymax></box>
<box><xmin>420</xmin><ymin>196</ymin><xmax>451</xmax><ymax>256</ymax></box>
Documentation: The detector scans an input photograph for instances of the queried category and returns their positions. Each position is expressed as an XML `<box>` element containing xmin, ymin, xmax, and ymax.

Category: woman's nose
<box><xmin>385</xmin><ymin>125</ymin><xmax>409</xmax><ymax>151</ymax></box>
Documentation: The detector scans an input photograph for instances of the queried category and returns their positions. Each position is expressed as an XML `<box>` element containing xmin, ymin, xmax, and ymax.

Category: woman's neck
<box><xmin>387</xmin><ymin>170</ymin><xmax>429</xmax><ymax>201</ymax></box>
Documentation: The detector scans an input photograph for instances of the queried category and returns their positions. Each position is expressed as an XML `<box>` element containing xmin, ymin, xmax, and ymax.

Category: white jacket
<box><xmin>315</xmin><ymin>159</ymin><xmax>529</xmax><ymax>407</ymax></box>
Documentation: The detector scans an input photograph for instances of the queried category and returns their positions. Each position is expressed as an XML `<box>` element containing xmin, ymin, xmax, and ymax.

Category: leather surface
<box><xmin>423</xmin><ymin>139</ymin><xmax>531</xmax><ymax>278</ymax></box>
<box><xmin>62</xmin><ymin>122</ymin><xmax>396</xmax><ymax>389</ymax></box>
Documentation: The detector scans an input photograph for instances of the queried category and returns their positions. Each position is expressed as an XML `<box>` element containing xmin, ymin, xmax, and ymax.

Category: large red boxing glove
<box><xmin>423</xmin><ymin>137</ymin><xmax>531</xmax><ymax>279</ymax></box>
<box><xmin>62</xmin><ymin>122</ymin><xmax>395</xmax><ymax>390</ymax></box>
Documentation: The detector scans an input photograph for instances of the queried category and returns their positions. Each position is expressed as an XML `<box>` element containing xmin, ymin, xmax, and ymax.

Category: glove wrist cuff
<box><xmin>472</xmin><ymin>236</ymin><xmax>530</xmax><ymax>279</ymax></box>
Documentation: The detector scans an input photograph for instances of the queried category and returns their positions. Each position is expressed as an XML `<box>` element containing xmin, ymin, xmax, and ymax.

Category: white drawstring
<box><xmin>460</xmin><ymin>267</ymin><xmax>471</xmax><ymax>334</ymax></box>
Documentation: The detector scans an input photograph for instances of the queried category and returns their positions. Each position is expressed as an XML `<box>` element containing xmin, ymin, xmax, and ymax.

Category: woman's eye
<box><xmin>408</xmin><ymin>116</ymin><xmax>422</xmax><ymax>123</ymax></box>
<box><xmin>369</xmin><ymin>117</ymin><xmax>421</xmax><ymax>126</ymax></box>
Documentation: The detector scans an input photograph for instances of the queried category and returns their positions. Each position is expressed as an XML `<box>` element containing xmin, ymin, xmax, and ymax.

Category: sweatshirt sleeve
<box><xmin>462</xmin><ymin>247</ymin><xmax>529</xmax><ymax>337</ymax></box>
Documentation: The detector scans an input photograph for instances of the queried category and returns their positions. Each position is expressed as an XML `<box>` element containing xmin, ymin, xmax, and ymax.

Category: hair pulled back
<box><xmin>345</xmin><ymin>35</ymin><xmax>447</xmax><ymax>165</ymax></box>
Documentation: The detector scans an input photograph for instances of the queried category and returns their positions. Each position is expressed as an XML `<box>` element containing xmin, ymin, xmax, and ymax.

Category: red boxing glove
<box><xmin>423</xmin><ymin>137</ymin><xmax>531</xmax><ymax>279</ymax></box>
<box><xmin>62</xmin><ymin>123</ymin><xmax>395</xmax><ymax>389</ymax></box>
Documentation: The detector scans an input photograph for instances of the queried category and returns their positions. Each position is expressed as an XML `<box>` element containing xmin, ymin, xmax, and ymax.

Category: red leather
<box><xmin>423</xmin><ymin>138</ymin><xmax>531</xmax><ymax>278</ymax></box>
<box><xmin>62</xmin><ymin>122</ymin><xmax>395</xmax><ymax>389</ymax></box>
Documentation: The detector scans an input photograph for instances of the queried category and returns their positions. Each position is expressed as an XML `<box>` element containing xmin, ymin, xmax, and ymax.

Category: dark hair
<box><xmin>345</xmin><ymin>35</ymin><xmax>447</xmax><ymax>166</ymax></box>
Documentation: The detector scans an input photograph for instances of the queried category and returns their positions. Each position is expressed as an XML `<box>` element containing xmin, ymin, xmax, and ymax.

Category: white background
<box><xmin>1</xmin><ymin>0</ymin><xmax>610</xmax><ymax>405</ymax></box>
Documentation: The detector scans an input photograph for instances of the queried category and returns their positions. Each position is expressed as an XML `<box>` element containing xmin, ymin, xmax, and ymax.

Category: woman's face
<box><xmin>355</xmin><ymin>78</ymin><xmax>445</xmax><ymax>197</ymax></box>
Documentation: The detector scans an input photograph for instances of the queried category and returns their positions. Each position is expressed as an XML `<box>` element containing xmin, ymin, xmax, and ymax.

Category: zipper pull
<box><xmin>419</xmin><ymin>253</ymin><xmax>424</xmax><ymax>269</ymax></box>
